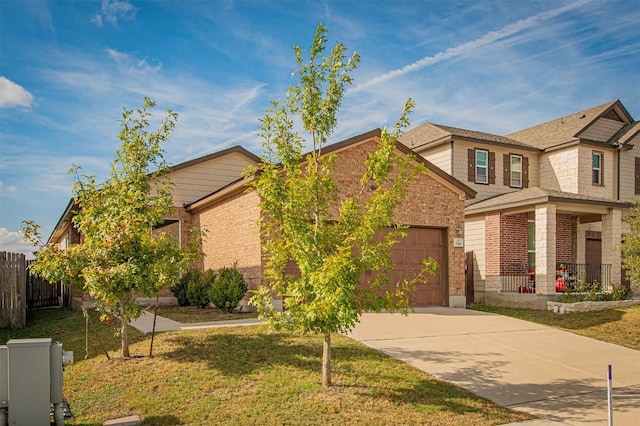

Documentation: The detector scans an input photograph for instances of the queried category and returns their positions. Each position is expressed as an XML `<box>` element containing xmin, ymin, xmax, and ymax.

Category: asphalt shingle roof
<box><xmin>506</xmin><ymin>100</ymin><xmax>618</xmax><ymax>149</ymax></box>
<box><xmin>400</xmin><ymin>122</ymin><xmax>538</xmax><ymax>151</ymax></box>
<box><xmin>465</xmin><ymin>186</ymin><xmax>631</xmax><ymax>214</ymax></box>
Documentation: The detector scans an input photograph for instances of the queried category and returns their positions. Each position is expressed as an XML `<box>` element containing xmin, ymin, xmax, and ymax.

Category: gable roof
<box><xmin>619</xmin><ymin>121</ymin><xmax>640</xmax><ymax>145</ymax></box>
<box><xmin>506</xmin><ymin>100</ymin><xmax>634</xmax><ymax>149</ymax></box>
<box><xmin>186</xmin><ymin>129</ymin><xmax>477</xmax><ymax>212</ymax></box>
<box><xmin>465</xmin><ymin>186</ymin><xmax>631</xmax><ymax>215</ymax></box>
<box><xmin>400</xmin><ymin>122</ymin><xmax>539</xmax><ymax>152</ymax></box>
<box><xmin>47</xmin><ymin>146</ymin><xmax>260</xmax><ymax>245</ymax></box>
<box><xmin>168</xmin><ymin>145</ymin><xmax>260</xmax><ymax>172</ymax></box>
<box><xmin>302</xmin><ymin>129</ymin><xmax>476</xmax><ymax>200</ymax></box>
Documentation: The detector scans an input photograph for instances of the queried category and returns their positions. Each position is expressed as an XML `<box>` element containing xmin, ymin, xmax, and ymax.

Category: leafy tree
<box><xmin>22</xmin><ymin>98</ymin><xmax>201</xmax><ymax>358</ymax></box>
<box><xmin>246</xmin><ymin>25</ymin><xmax>436</xmax><ymax>387</ymax></box>
<box><xmin>622</xmin><ymin>199</ymin><xmax>640</xmax><ymax>288</ymax></box>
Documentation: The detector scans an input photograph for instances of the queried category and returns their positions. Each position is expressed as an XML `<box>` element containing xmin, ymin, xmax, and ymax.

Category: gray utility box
<box><xmin>0</xmin><ymin>338</ymin><xmax>73</xmax><ymax>426</ymax></box>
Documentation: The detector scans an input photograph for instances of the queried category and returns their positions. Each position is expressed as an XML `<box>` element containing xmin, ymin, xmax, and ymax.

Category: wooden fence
<box><xmin>26</xmin><ymin>259</ymin><xmax>71</xmax><ymax>309</ymax></box>
<box><xmin>0</xmin><ymin>251</ymin><xmax>27</xmax><ymax>329</ymax></box>
<box><xmin>1</xmin><ymin>252</ymin><xmax>71</xmax><ymax>329</ymax></box>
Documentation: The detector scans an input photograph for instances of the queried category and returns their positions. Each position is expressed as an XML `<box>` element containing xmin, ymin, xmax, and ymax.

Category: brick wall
<box><xmin>485</xmin><ymin>211</ymin><xmax>574</xmax><ymax>277</ymax></box>
<box><xmin>499</xmin><ymin>213</ymin><xmax>529</xmax><ymax>266</ymax></box>
<box><xmin>194</xmin><ymin>190</ymin><xmax>263</xmax><ymax>291</ymax></box>
<box><xmin>331</xmin><ymin>139</ymin><xmax>467</xmax><ymax>299</ymax></box>
<box><xmin>556</xmin><ymin>213</ymin><xmax>573</xmax><ymax>264</ymax></box>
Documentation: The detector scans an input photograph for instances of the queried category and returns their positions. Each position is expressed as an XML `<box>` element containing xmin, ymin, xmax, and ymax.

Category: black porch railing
<box><xmin>501</xmin><ymin>263</ymin><xmax>535</xmax><ymax>293</ymax></box>
<box><xmin>555</xmin><ymin>263</ymin><xmax>612</xmax><ymax>292</ymax></box>
<box><xmin>501</xmin><ymin>263</ymin><xmax>612</xmax><ymax>293</ymax></box>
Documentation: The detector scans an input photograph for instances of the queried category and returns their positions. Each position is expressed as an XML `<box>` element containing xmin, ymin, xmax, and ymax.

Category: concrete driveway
<box><xmin>349</xmin><ymin>308</ymin><xmax>640</xmax><ymax>425</ymax></box>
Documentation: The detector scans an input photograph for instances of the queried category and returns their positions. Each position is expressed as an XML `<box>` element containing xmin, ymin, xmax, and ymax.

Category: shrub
<box><xmin>561</xmin><ymin>282</ymin><xmax>633</xmax><ymax>303</ymax></box>
<box><xmin>186</xmin><ymin>269</ymin><xmax>216</xmax><ymax>308</ymax></box>
<box><xmin>208</xmin><ymin>265</ymin><xmax>247</xmax><ymax>312</ymax></box>
<box><xmin>170</xmin><ymin>271</ymin><xmax>194</xmax><ymax>306</ymax></box>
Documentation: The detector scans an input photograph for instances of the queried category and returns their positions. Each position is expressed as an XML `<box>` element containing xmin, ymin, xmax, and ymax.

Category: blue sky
<box><xmin>1</xmin><ymin>0</ymin><xmax>639</xmax><ymax>255</ymax></box>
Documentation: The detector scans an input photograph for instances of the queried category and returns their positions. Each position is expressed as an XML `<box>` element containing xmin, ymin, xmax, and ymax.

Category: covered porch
<box><xmin>466</xmin><ymin>188</ymin><xmax>630</xmax><ymax>309</ymax></box>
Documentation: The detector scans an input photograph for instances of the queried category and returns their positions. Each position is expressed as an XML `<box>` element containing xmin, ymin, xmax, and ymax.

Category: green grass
<box><xmin>1</xmin><ymin>308</ymin><xmax>533</xmax><ymax>425</ymax></box>
<box><xmin>471</xmin><ymin>304</ymin><xmax>640</xmax><ymax>350</ymax></box>
<box><xmin>156</xmin><ymin>305</ymin><xmax>258</xmax><ymax>323</ymax></box>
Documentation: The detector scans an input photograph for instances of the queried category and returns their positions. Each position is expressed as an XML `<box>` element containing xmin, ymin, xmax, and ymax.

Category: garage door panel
<box><xmin>367</xmin><ymin>227</ymin><xmax>445</xmax><ymax>307</ymax></box>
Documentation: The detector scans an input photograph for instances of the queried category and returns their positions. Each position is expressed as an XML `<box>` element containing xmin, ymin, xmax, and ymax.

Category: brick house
<box><xmin>47</xmin><ymin>146</ymin><xmax>260</xmax><ymax>309</ymax></box>
<box><xmin>48</xmin><ymin>130</ymin><xmax>475</xmax><ymax>309</ymax></box>
<box><xmin>186</xmin><ymin>129</ymin><xmax>475</xmax><ymax>308</ymax></box>
<box><xmin>400</xmin><ymin>100</ymin><xmax>639</xmax><ymax>308</ymax></box>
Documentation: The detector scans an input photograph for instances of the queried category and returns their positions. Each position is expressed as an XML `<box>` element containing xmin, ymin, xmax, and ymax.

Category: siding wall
<box><xmin>580</xmin><ymin>118</ymin><xmax>625</xmax><ymax>142</ymax></box>
<box><xmin>422</xmin><ymin>142</ymin><xmax>452</xmax><ymax>174</ymax></box>
<box><xmin>465</xmin><ymin>215</ymin><xmax>486</xmax><ymax>302</ymax></box>
<box><xmin>452</xmin><ymin>140</ymin><xmax>538</xmax><ymax>201</ymax></box>
<box><xmin>167</xmin><ymin>152</ymin><xmax>254</xmax><ymax>207</ymax></box>
<box><xmin>619</xmin><ymin>141</ymin><xmax>639</xmax><ymax>202</ymax></box>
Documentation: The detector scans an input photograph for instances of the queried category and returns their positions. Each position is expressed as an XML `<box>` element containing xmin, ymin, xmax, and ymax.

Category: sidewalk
<box><xmin>128</xmin><ymin>311</ymin><xmax>262</xmax><ymax>334</ymax></box>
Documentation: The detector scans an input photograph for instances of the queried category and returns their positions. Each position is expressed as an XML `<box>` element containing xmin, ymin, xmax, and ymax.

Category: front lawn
<box><xmin>1</xmin><ymin>308</ymin><xmax>533</xmax><ymax>425</ymax></box>
<box><xmin>471</xmin><ymin>304</ymin><xmax>640</xmax><ymax>350</ymax></box>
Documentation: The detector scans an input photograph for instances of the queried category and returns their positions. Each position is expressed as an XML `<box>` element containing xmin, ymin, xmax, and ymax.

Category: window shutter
<box><xmin>489</xmin><ymin>151</ymin><xmax>496</xmax><ymax>185</ymax></box>
<box><xmin>503</xmin><ymin>154</ymin><xmax>510</xmax><ymax>186</ymax></box>
<box><xmin>523</xmin><ymin>156</ymin><xmax>529</xmax><ymax>188</ymax></box>
<box><xmin>635</xmin><ymin>157</ymin><xmax>640</xmax><ymax>195</ymax></box>
<box><xmin>468</xmin><ymin>149</ymin><xmax>475</xmax><ymax>182</ymax></box>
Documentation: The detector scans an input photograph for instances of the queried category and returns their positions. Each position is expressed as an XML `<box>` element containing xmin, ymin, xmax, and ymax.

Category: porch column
<box><xmin>602</xmin><ymin>208</ymin><xmax>622</xmax><ymax>285</ymax></box>
<box><xmin>535</xmin><ymin>204</ymin><xmax>556</xmax><ymax>294</ymax></box>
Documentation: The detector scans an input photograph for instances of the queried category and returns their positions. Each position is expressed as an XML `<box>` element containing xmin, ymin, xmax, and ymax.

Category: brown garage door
<box><xmin>387</xmin><ymin>227</ymin><xmax>445</xmax><ymax>306</ymax></box>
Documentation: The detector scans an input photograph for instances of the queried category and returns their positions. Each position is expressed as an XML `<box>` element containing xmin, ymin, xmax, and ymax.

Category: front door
<box><xmin>585</xmin><ymin>231</ymin><xmax>602</xmax><ymax>285</ymax></box>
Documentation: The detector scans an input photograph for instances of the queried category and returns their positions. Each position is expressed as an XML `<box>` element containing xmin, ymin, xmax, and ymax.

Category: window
<box><xmin>475</xmin><ymin>149</ymin><xmax>488</xmax><ymax>184</ymax></box>
<box><xmin>592</xmin><ymin>152</ymin><xmax>603</xmax><ymax>186</ymax></box>
<box><xmin>510</xmin><ymin>155</ymin><xmax>523</xmax><ymax>188</ymax></box>
<box><xmin>527</xmin><ymin>221</ymin><xmax>535</xmax><ymax>267</ymax></box>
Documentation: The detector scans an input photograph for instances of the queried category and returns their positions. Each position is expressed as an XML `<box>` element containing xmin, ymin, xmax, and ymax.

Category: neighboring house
<box><xmin>48</xmin><ymin>130</ymin><xmax>475</xmax><ymax>309</ymax></box>
<box><xmin>48</xmin><ymin>146</ymin><xmax>260</xmax><ymax>309</ymax></box>
<box><xmin>401</xmin><ymin>100</ymin><xmax>640</xmax><ymax>308</ymax></box>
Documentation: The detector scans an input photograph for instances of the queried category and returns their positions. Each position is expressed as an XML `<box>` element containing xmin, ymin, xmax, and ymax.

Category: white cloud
<box><xmin>0</xmin><ymin>228</ymin><xmax>36</xmax><ymax>259</ymax></box>
<box><xmin>349</xmin><ymin>0</ymin><xmax>589</xmax><ymax>94</ymax></box>
<box><xmin>0</xmin><ymin>182</ymin><xmax>19</xmax><ymax>195</ymax></box>
<box><xmin>92</xmin><ymin>0</ymin><xmax>137</xmax><ymax>27</ymax></box>
<box><xmin>37</xmin><ymin>47</ymin><xmax>270</xmax><ymax>162</ymax></box>
<box><xmin>0</xmin><ymin>77</ymin><xmax>34</xmax><ymax>109</ymax></box>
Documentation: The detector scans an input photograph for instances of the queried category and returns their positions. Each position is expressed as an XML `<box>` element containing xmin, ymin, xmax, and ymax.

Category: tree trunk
<box><xmin>322</xmin><ymin>332</ymin><xmax>332</xmax><ymax>387</ymax></box>
<box><xmin>120</xmin><ymin>303</ymin><xmax>130</xmax><ymax>358</ymax></box>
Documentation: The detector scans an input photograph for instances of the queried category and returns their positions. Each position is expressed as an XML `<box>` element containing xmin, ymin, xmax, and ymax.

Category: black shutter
<box><xmin>489</xmin><ymin>151</ymin><xmax>496</xmax><ymax>185</ymax></box>
<box><xmin>468</xmin><ymin>149</ymin><xmax>475</xmax><ymax>182</ymax></box>
<box><xmin>503</xmin><ymin>154</ymin><xmax>510</xmax><ymax>186</ymax></box>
